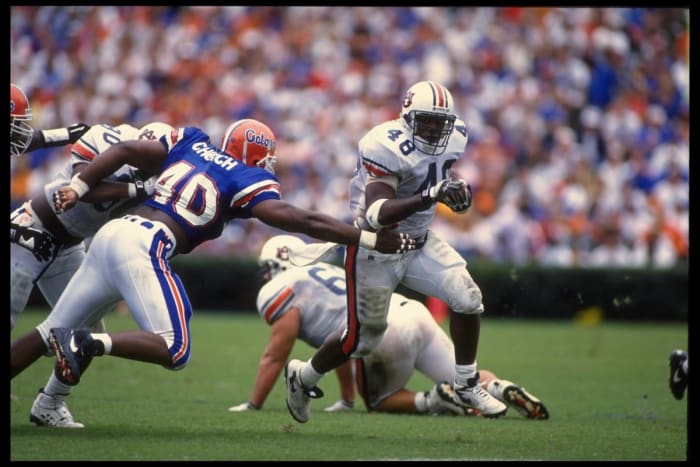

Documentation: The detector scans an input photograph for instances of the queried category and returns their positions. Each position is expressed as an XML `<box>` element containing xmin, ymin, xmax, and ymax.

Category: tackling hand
<box><xmin>373</xmin><ymin>230</ymin><xmax>416</xmax><ymax>254</ymax></box>
<box><xmin>53</xmin><ymin>187</ymin><xmax>80</xmax><ymax>214</ymax></box>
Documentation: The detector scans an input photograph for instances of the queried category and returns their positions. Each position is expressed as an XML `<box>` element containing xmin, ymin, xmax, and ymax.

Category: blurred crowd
<box><xmin>10</xmin><ymin>7</ymin><xmax>689</xmax><ymax>268</ymax></box>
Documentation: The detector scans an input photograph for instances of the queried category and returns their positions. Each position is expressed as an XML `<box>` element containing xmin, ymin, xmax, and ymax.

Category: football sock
<box><xmin>43</xmin><ymin>373</ymin><xmax>73</xmax><ymax>396</ymax></box>
<box><xmin>414</xmin><ymin>391</ymin><xmax>429</xmax><ymax>413</ymax></box>
<box><xmin>89</xmin><ymin>333</ymin><xmax>112</xmax><ymax>355</ymax></box>
<box><xmin>300</xmin><ymin>359</ymin><xmax>324</xmax><ymax>388</ymax></box>
<box><xmin>455</xmin><ymin>362</ymin><xmax>478</xmax><ymax>387</ymax></box>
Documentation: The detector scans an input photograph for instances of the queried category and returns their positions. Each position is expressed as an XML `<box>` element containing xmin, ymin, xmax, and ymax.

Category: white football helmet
<box><xmin>400</xmin><ymin>80</ymin><xmax>457</xmax><ymax>156</ymax></box>
<box><xmin>138</xmin><ymin>121</ymin><xmax>175</xmax><ymax>142</ymax></box>
<box><xmin>257</xmin><ymin>235</ymin><xmax>307</xmax><ymax>283</ymax></box>
<box><xmin>221</xmin><ymin>118</ymin><xmax>277</xmax><ymax>174</ymax></box>
<box><xmin>10</xmin><ymin>83</ymin><xmax>33</xmax><ymax>157</ymax></box>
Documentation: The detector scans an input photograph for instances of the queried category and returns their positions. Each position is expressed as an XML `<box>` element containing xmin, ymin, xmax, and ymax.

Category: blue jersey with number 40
<box><xmin>143</xmin><ymin>126</ymin><xmax>281</xmax><ymax>252</ymax></box>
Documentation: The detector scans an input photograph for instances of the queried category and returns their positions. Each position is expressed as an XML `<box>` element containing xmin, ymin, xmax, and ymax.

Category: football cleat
<box><xmin>669</xmin><ymin>349</ymin><xmax>688</xmax><ymax>400</ymax></box>
<box><xmin>49</xmin><ymin>328</ymin><xmax>92</xmax><ymax>386</ymax></box>
<box><xmin>29</xmin><ymin>388</ymin><xmax>84</xmax><ymax>428</ymax></box>
<box><xmin>284</xmin><ymin>359</ymin><xmax>324</xmax><ymax>423</ymax></box>
<box><xmin>453</xmin><ymin>373</ymin><xmax>508</xmax><ymax>419</ymax></box>
<box><xmin>500</xmin><ymin>382</ymin><xmax>549</xmax><ymax>420</ymax></box>
<box><xmin>427</xmin><ymin>381</ymin><xmax>469</xmax><ymax>416</ymax></box>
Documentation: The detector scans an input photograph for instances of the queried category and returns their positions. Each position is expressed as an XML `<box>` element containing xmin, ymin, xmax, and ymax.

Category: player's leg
<box><xmin>285</xmin><ymin>244</ymin><xmax>397</xmax><ymax>423</ymax></box>
<box><xmin>402</xmin><ymin>232</ymin><xmax>506</xmax><ymax>418</ymax></box>
<box><xmin>52</xmin><ymin>218</ymin><xmax>193</xmax><ymax>373</ymax></box>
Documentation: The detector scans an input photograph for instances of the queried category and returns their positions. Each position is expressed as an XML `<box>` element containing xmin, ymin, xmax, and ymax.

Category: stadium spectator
<box><xmin>10</xmin><ymin>7</ymin><xmax>688</xmax><ymax>265</ymax></box>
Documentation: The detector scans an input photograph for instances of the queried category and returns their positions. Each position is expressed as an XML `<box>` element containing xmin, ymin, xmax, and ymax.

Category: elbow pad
<box><xmin>365</xmin><ymin>198</ymin><xmax>389</xmax><ymax>230</ymax></box>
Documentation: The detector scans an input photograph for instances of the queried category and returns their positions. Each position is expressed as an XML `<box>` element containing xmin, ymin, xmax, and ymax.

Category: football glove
<box><xmin>420</xmin><ymin>178</ymin><xmax>467</xmax><ymax>207</ymax></box>
<box><xmin>227</xmin><ymin>401</ymin><xmax>260</xmax><ymax>412</ymax></box>
<box><xmin>323</xmin><ymin>399</ymin><xmax>354</xmax><ymax>412</ymax></box>
<box><xmin>442</xmin><ymin>182</ymin><xmax>472</xmax><ymax>214</ymax></box>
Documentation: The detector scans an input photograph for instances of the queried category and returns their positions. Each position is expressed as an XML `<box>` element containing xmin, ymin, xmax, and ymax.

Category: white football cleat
<box><xmin>29</xmin><ymin>388</ymin><xmax>84</xmax><ymax>428</ymax></box>
<box><xmin>427</xmin><ymin>382</ymin><xmax>468</xmax><ymax>415</ymax></box>
<box><xmin>284</xmin><ymin>359</ymin><xmax>323</xmax><ymax>423</ymax></box>
<box><xmin>453</xmin><ymin>373</ymin><xmax>507</xmax><ymax>418</ymax></box>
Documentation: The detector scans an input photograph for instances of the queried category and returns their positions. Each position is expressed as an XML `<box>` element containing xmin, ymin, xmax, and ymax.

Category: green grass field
<box><xmin>11</xmin><ymin>308</ymin><xmax>688</xmax><ymax>461</ymax></box>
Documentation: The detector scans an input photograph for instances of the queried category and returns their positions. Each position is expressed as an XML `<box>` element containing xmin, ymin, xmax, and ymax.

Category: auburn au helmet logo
<box><xmin>402</xmin><ymin>90</ymin><xmax>414</xmax><ymax>109</ymax></box>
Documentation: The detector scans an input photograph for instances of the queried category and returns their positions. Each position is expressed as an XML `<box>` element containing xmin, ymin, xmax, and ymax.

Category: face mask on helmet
<box><xmin>221</xmin><ymin>119</ymin><xmax>278</xmax><ymax>174</ymax></box>
<box><xmin>256</xmin><ymin>235</ymin><xmax>307</xmax><ymax>284</ymax></box>
<box><xmin>401</xmin><ymin>81</ymin><xmax>457</xmax><ymax>156</ymax></box>
<box><xmin>10</xmin><ymin>83</ymin><xmax>33</xmax><ymax>157</ymax></box>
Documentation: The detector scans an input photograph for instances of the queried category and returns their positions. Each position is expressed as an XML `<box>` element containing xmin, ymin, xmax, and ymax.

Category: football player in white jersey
<box><xmin>229</xmin><ymin>235</ymin><xmax>549</xmax><ymax>419</ymax></box>
<box><xmin>285</xmin><ymin>80</ymin><xmax>510</xmax><ymax>423</ymax></box>
<box><xmin>11</xmin><ymin>117</ymin><xmax>171</xmax><ymax>427</ymax></box>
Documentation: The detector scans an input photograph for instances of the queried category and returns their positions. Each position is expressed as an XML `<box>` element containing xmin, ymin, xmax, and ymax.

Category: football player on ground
<box><xmin>228</xmin><ymin>235</ymin><xmax>549</xmax><ymax>419</ymax></box>
<box><xmin>10</xmin><ymin>119</ymin><xmax>415</xmax><ymax>428</ymax></box>
<box><xmin>285</xmin><ymin>80</ymin><xmax>508</xmax><ymax>423</ymax></box>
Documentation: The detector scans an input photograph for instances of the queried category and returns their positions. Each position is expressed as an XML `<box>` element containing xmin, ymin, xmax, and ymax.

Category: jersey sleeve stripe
<box><xmin>261</xmin><ymin>286</ymin><xmax>295</xmax><ymax>324</ymax></box>
<box><xmin>362</xmin><ymin>159</ymin><xmax>393</xmax><ymax>178</ymax></box>
<box><xmin>231</xmin><ymin>181</ymin><xmax>281</xmax><ymax>208</ymax></box>
<box><xmin>71</xmin><ymin>139</ymin><xmax>98</xmax><ymax>162</ymax></box>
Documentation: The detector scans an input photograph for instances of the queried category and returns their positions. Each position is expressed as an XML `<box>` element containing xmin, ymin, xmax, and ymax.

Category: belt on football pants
<box><xmin>122</xmin><ymin>214</ymin><xmax>177</xmax><ymax>247</ymax></box>
<box><xmin>414</xmin><ymin>233</ymin><xmax>428</xmax><ymax>250</ymax></box>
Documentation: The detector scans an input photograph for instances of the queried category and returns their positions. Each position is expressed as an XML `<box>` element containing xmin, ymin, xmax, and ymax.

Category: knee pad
<box><xmin>444</xmin><ymin>272</ymin><xmax>484</xmax><ymax>315</ymax></box>
<box><xmin>349</xmin><ymin>287</ymin><xmax>391</xmax><ymax>358</ymax></box>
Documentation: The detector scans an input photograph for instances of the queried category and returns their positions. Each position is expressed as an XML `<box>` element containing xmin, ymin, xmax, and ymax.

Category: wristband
<box><xmin>365</xmin><ymin>198</ymin><xmax>389</xmax><ymax>229</ymax></box>
<box><xmin>128</xmin><ymin>180</ymin><xmax>146</xmax><ymax>199</ymax></box>
<box><xmin>359</xmin><ymin>230</ymin><xmax>377</xmax><ymax>249</ymax></box>
<box><xmin>69</xmin><ymin>174</ymin><xmax>90</xmax><ymax>198</ymax></box>
<box><xmin>40</xmin><ymin>128</ymin><xmax>70</xmax><ymax>144</ymax></box>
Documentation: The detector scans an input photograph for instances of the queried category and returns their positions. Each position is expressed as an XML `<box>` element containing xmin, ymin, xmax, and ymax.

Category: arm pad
<box><xmin>365</xmin><ymin>198</ymin><xmax>389</xmax><ymax>229</ymax></box>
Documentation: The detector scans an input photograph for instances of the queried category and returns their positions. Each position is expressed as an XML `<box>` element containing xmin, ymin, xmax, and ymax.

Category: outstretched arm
<box><xmin>26</xmin><ymin>123</ymin><xmax>91</xmax><ymax>153</ymax></box>
<box><xmin>252</xmin><ymin>200</ymin><xmax>365</xmax><ymax>245</ymax></box>
<box><xmin>251</xmin><ymin>199</ymin><xmax>415</xmax><ymax>255</ymax></box>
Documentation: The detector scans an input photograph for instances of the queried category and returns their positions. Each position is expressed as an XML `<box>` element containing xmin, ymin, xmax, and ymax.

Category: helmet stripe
<box><xmin>429</xmin><ymin>81</ymin><xmax>449</xmax><ymax>109</ymax></box>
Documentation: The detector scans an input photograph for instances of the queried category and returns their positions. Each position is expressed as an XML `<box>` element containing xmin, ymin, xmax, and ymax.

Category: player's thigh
<box><xmin>36</xmin><ymin>244</ymin><xmax>86</xmax><ymax>307</ymax></box>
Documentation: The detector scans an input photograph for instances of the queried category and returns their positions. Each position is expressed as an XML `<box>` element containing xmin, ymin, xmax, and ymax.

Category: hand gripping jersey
<box><xmin>43</xmin><ymin>123</ymin><xmax>148</xmax><ymax>239</ymax></box>
<box><xmin>143</xmin><ymin>127</ymin><xmax>282</xmax><ymax>253</ymax></box>
<box><xmin>348</xmin><ymin>117</ymin><xmax>468</xmax><ymax>238</ymax></box>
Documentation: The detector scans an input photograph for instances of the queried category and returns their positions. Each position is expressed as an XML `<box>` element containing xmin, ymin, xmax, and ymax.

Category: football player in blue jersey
<box><xmin>10</xmin><ymin>118</ymin><xmax>415</xmax><ymax>427</ymax></box>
